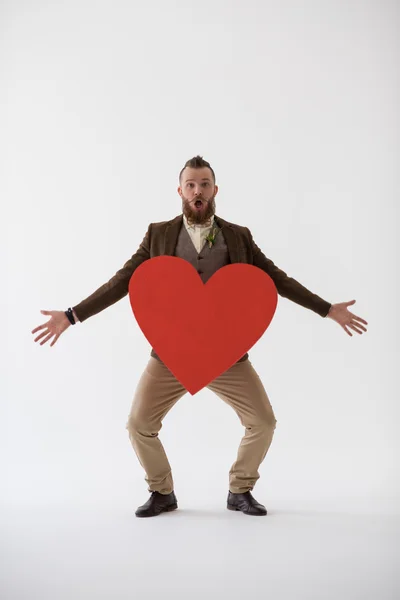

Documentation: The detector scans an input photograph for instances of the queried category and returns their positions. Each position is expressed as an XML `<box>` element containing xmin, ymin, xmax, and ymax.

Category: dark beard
<box><xmin>181</xmin><ymin>195</ymin><xmax>216</xmax><ymax>226</ymax></box>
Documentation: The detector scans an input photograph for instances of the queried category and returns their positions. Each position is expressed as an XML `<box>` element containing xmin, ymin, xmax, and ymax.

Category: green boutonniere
<box><xmin>205</xmin><ymin>227</ymin><xmax>219</xmax><ymax>248</ymax></box>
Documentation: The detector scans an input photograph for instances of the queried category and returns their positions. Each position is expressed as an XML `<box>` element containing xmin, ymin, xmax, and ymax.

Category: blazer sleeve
<box><xmin>246</xmin><ymin>227</ymin><xmax>332</xmax><ymax>318</ymax></box>
<box><xmin>72</xmin><ymin>224</ymin><xmax>151</xmax><ymax>322</ymax></box>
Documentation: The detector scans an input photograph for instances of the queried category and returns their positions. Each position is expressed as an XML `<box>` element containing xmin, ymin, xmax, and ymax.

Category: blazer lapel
<box><xmin>163</xmin><ymin>215</ymin><xmax>183</xmax><ymax>256</ymax></box>
<box><xmin>163</xmin><ymin>214</ymin><xmax>241</xmax><ymax>263</ymax></box>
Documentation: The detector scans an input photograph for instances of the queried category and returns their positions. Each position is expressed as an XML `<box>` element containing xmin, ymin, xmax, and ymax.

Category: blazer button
<box><xmin>198</xmin><ymin>269</ymin><xmax>203</xmax><ymax>274</ymax></box>
<box><xmin>198</xmin><ymin>255</ymin><xmax>203</xmax><ymax>260</ymax></box>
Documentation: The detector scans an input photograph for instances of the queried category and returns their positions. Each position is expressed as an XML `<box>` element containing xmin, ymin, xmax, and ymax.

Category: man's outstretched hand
<box><xmin>31</xmin><ymin>310</ymin><xmax>71</xmax><ymax>347</ymax></box>
<box><xmin>326</xmin><ymin>300</ymin><xmax>368</xmax><ymax>336</ymax></box>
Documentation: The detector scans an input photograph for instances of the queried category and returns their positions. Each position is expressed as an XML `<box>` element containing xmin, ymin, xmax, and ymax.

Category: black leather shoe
<box><xmin>227</xmin><ymin>491</ymin><xmax>267</xmax><ymax>516</ymax></box>
<box><xmin>135</xmin><ymin>491</ymin><xmax>178</xmax><ymax>518</ymax></box>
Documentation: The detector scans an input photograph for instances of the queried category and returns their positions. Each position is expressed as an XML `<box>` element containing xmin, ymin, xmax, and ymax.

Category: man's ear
<box><xmin>177</xmin><ymin>186</ymin><xmax>183</xmax><ymax>197</ymax></box>
<box><xmin>214</xmin><ymin>185</ymin><xmax>219</xmax><ymax>196</ymax></box>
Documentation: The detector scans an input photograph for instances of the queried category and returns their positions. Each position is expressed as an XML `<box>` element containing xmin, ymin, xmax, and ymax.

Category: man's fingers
<box><xmin>32</xmin><ymin>324</ymin><xmax>47</xmax><ymax>334</ymax></box>
<box><xmin>34</xmin><ymin>329</ymin><xmax>51</xmax><ymax>342</ymax></box>
<box><xmin>343</xmin><ymin>325</ymin><xmax>353</xmax><ymax>336</ymax></box>
<box><xmin>352</xmin><ymin>320</ymin><xmax>367</xmax><ymax>332</ymax></box>
<box><xmin>50</xmin><ymin>334</ymin><xmax>60</xmax><ymax>347</ymax></box>
<box><xmin>348</xmin><ymin>323</ymin><xmax>364</xmax><ymax>335</ymax></box>
<box><xmin>40</xmin><ymin>332</ymin><xmax>54</xmax><ymax>346</ymax></box>
<box><xmin>352</xmin><ymin>313</ymin><xmax>368</xmax><ymax>325</ymax></box>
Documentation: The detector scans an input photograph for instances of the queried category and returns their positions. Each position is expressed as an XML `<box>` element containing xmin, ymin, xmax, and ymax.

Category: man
<box><xmin>32</xmin><ymin>156</ymin><xmax>368</xmax><ymax>517</ymax></box>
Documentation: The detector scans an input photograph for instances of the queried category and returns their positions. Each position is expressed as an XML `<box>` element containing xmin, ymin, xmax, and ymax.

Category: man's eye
<box><xmin>202</xmin><ymin>182</ymin><xmax>209</xmax><ymax>186</ymax></box>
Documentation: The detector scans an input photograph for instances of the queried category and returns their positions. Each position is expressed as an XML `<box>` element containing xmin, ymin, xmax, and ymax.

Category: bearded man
<box><xmin>32</xmin><ymin>155</ymin><xmax>368</xmax><ymax>517</ymax></box>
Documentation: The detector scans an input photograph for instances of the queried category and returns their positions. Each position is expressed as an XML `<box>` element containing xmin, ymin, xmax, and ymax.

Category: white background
<box><xmin>2</xmin><ymin>1</ymin><xmax>399</xmax><ymax>599</ymax></box>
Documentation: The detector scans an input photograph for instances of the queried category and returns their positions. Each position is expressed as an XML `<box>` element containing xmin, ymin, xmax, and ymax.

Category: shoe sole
<box><xmin>135</xmin><ymin>502</ymin><xmax>178</xmax><ymax>517</ymax></box>
<box><xmin>227</xmin><ymin>504</ymin><xmax>267</xmax><ymax>515</ymax></box>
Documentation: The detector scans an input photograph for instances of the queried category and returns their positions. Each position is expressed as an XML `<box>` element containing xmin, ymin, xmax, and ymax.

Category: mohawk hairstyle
<box><xmin>179</xmin><ymin>155</ymin><xmax>216</xmax><ymax>183</ymax></box>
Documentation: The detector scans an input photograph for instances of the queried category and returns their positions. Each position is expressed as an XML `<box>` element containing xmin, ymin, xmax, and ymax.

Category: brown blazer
<box><xmin>72</xmin><ymin>214</ymin><xmax>332</xmax><ymax>323</ymax></box>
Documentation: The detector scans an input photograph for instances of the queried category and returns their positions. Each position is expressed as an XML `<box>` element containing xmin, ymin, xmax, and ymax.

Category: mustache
<box><xmin>190</xmin><ymin>197</ymin><xmax>209</xmax><ymax>203</ymax></box>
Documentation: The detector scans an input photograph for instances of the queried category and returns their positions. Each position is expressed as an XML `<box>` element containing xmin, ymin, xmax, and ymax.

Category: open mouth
<box><xmin>194</xmin><ymin>200</ymin><xmax>203</xmax><ymax>208</ymax></box>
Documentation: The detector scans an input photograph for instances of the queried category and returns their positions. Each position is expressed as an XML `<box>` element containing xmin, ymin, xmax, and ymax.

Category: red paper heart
<box><xmin>129</xmin><ymin>256</ymin><xmax>278</xmax><ymax>395</ymax></box>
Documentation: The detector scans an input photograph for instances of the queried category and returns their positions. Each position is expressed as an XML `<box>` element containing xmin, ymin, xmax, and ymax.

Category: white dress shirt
<box><xmin>182</xmin><ymin>214</ymin><xmax>215</xmax><ymax>254</ymax></box>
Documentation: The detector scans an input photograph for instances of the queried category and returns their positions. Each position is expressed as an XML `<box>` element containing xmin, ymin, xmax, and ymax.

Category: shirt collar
<box><xmin>183</xmin><ymin>213</ymin><xmax>214</xmax><ymax>231</ymax></box>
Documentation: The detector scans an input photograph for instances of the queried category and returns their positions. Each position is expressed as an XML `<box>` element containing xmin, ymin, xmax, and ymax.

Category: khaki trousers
<box><xmin>125</xmin><ymin>357</ymin><xmax>277</xmax><ymax>495</ymax></box>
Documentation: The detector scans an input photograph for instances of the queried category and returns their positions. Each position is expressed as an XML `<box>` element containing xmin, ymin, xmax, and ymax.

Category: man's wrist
<box><xmin>65</xmin><ymin>308</ymin><xmax>80</xmax><ymax>324</ymax></box>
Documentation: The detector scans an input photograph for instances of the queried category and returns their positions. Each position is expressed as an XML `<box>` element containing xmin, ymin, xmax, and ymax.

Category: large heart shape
<box><xmin>128</xmin><ymin>256</ymin><xmax>278</xmax><ymax>395</ymax></box>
